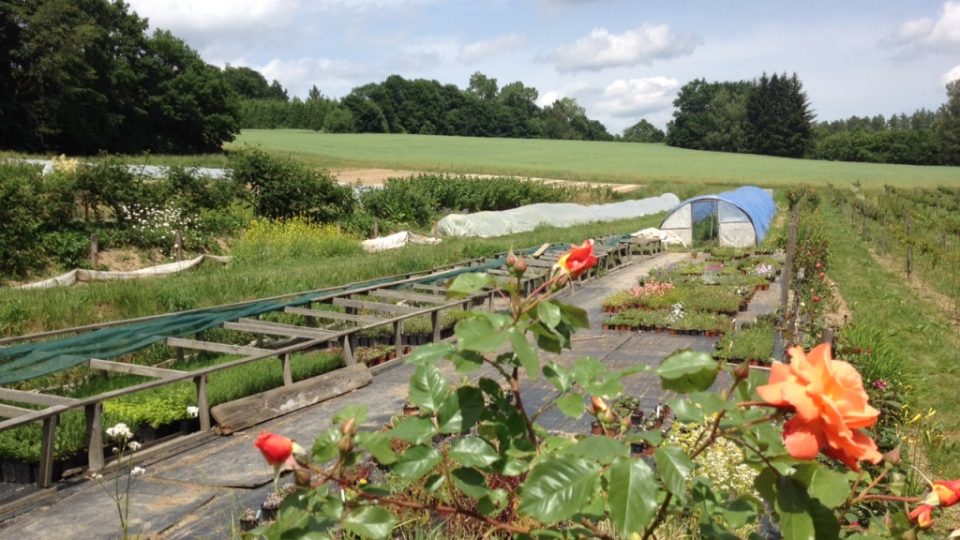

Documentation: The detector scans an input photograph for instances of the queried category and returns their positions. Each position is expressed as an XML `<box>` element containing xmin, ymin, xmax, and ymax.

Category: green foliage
<box><xmin>229</xmin><ymin>148</ymin><xmax>355</xmax><ymax>223</ymax></box>
<box><xmin>0</xmin><ymin>1</ymin><xmax>238</xmax><ymax>154</ymax></box>
<box><xmin>621</xmin><ymin>119</ymin><xmax>666</xmax><ymax>143</ymax></box>
<box><xmin>0</xmin><ymin>162</ymin><xmax>44</xmax><ymax>276</ymax></box>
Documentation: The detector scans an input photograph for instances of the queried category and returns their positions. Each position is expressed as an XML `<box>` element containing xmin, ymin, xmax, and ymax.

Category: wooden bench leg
<box><xmin>86</xmin><ymin>403</ymin><xmax>104</xmax><ymax>472</ymax></box>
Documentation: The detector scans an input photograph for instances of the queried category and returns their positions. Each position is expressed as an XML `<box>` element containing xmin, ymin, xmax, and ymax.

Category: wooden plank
<box><xmin>89</xmin><ymin>359</ymin><xmax>186</xmax><ymax>379</ymax></box>
<box><xmin>410</xmin><ymin>283</ymin><xmax>448</xmax><ymax>294</ymax></box>
<box><xmin>223</xmin><ymin>319</ymin><xmax>336</xmax><ymax>340</ymax></box>
<box><xmin>281</xmin><ymin>353</ymin><xmax>293</xmax><ymax>386</ymax></box>
<box><xmin>211</xmin><ymin>364</ymin><xmax>372</xmax><ymax>434</ymax></box>
<box><xmin>0</xmin><ymin>388</ymin><xmax>78</xmax><ymax>407</ymax></box>
<box><xmin>284</xmin><ymin>306</ymin><xmax>387</xmax><ymax>325</ymax></box>
<box><xmin>341</xmin><ymin>334</ymin><xmax>355</xmax><ymax>366</ymax></box>
<box><xmin>38</xmin><ymin>415</ymin><xmax>58</xmax><ymax>488</ymax></box>
<box><xmin>0</xmin><ymin>403</ymin><xmax>32</xmax><ymax>418</ymax></box>
<box><xmin>86</xmin><ymin>403</ymin><xmax>104</xmax><ymax>471</ymax></box>
<box><xmin>532</xmin><ymin>243</ymin><xmax>551</xmax><ymax>258</ymax></box>
<box><xmin>368</xmin><ymin>289</ymin><xmax>447</xmax><ymax>304</ymax></box>
<box><xmin>166</xmin><ymin>337</ymin><xmax>272</xmax><ymax>357</ymax></box>
<box><xmin>332</xmin><ymin>297</ymin><xmax>420</xmax><ymax>315</ymax></box>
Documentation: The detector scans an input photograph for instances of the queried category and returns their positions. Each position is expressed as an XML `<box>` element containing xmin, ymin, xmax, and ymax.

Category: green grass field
<box><xmin>231</xmin><ymin>130</ymin><xmax>960</xmax><ymax>189</ymax></box>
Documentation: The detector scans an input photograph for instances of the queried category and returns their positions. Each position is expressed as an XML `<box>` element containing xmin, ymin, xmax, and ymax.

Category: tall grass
<box><xmin>0</xmin><ymin>213</ymin><xmax>665</xmax><ymax>336</ymax></box>
<box><xmin>230</xmin><ymin>217</ymin><xmax>361</xmax><ymax>262</ymax></box>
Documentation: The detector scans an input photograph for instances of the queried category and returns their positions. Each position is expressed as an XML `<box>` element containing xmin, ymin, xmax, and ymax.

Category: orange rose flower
<box><xmin>933</xmin><ymin>480</ymin><xmax>960</xmax><ymax>507</ymax></box>
<box><xmin>255</xmin><ymin>432</ymin><xmax>294</xmax><ymax>465</ymax></box>
<box><xmin>908</xmin><ymin>504</ymin><xmax>934</xmax><ymax>529</ymax></box>
<box><xmin>756</xmin><ymin>344</ymin><xmax>882</xmax><ymax>471</ymax></box>
<box><xmin>555</xmin><ymin>241</ymin><xmax>597</xmax><ymax>278</ymax></box>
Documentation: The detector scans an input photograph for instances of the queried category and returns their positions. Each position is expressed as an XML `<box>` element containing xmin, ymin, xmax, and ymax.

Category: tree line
<box><xmin>0</xmin><ymin>0</ymin><xmax>239</xmax><ymax>154</ymax></box>
<box><xmin>235</xmin><ymin>72</ymin><xmax>616</xmax><ymax>142</ymax></box>
<box><xmin>665</xmin><ymin>73</ymin><xmax>960</xmax><ymax>165</ymax></box>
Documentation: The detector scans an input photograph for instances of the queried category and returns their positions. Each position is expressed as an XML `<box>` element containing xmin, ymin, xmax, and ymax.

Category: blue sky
<box><xmin>125</xmin><ymin>0</ymin><xmax>960</xmax><ymax>133</ymax></box>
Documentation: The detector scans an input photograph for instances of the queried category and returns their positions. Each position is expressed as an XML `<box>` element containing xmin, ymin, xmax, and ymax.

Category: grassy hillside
<box><xmin>231</xmin><ymin>130</ymin><xmax>960</xmax><ymax>189</ymax></box>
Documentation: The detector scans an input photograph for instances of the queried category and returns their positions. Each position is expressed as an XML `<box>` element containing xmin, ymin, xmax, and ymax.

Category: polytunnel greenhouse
<box><xmin>658</xmin><ymin>186</ymin><xmax>776</xmax><ymax>248</ymax></box>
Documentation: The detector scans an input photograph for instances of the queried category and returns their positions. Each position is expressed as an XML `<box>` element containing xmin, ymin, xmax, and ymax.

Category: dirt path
<box><xmin>330</xmin><ymin>167</ymin><xmax>642</xmax><ymax>193</ymax></box>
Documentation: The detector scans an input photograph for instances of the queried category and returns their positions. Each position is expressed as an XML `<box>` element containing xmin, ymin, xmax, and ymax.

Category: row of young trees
<box><xmin>0</xmin><ymin>0</ymin><xmax>240</xmax><ymax>154</ymax></box>
<box><xmin>665</xmin><ymin>72</ymin><xmax>960</xmax><ymax>165</ymax></box>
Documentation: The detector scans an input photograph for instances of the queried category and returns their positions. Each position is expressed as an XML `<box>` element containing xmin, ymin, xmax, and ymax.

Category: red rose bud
<box><xmin>338</xmin><ymin>435</ymin><xmax>354</xmax><ymax>454</ymax></box>
<box><xmin>909</xmin><ymin>504</ymin><xmax>934</xmax><ymax>529</ymax></box>
<box><xmin>812</xmin><ymin>295</ymin><xmax>820</xmax><ymax>303</ymax></box>
<box><xmin>512</xmin><ymin>256</ymin><xmax>527</xmax><ymax>276</ymax></box>
<box><xmin>341</xmin><ymin>418</ymin><xmax>357</xmax><ymax>437</ymax></box>
<box><xmin>818</xmin><ymin>271</ymin><xmax>825</xmax><ymax>279</ymax></box>
<box><xmin>934</xmin><ymin>480</ymin><xmax>960</xmax><ymax>507</ymax></box>
<box><xmin>506</xmin><ymin>251</ymin><xmax>517</xmax><ymax>268</ymax></box>
<box><xmin>555</xmin><ymin>240</ymin><xmax>598</xmax><ymax>279</ymax></box>
<box><xmin>815</xmin><ymin>262</ymin><xmax>823</xmax><ymax>269</ymax></box>
<box><xmin>590</xmin><ymin>396</ymin><xmax>609</xmax><ymax>415</ymax></box>
<box><xmin>255</xmin><ymin>432</ymin><xmax>293</xmax><ymax>465</ymax></box>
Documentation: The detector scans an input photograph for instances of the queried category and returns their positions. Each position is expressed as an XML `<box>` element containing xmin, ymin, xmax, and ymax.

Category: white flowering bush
<box><xmin>117</xmin><ymin>203</ymin><xmax>204</xmax><ymax>252</ymax></box>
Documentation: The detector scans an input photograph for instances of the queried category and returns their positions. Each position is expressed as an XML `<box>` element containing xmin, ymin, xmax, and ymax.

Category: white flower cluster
<box><xmin>753</xmin><ymin>263</ymin><xmax>775</xmax><ymax>278</ymax></box>
<box><xmin>667</xmin><ymin>303</ymin><xmax>685</xmax><ymax>323</ymax></box>
<box><xmin>118</xmin><ymin>203</ymin><xmax>198</xmax><ymax>245</ymax></box>
<box><xmin>186</xmin><ymin>406</ymin><xmax>199</xmax><ymax>418</ymax></box>
<box><xmin>668</xmin><ymin>422</ymin><xmax>757</xmax><ymax>497</ymax></box>
<box><xmin>130</xmin><ymin>466</ymin><xmax>146</xmax><ymax>478</ymax></box>
<box><xmin>106</xmin><ymin>423</ymin><xmax>133</xmax><ymax>442</ymax></box>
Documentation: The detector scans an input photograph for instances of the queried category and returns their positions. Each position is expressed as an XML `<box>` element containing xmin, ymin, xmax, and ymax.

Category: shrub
<box><xmin>230</xmin><ymin>148</ymin><xmax>354</xmax><ymax>223</ymax></box>
<box><xmin>73</xmin><ymin>158</ymin><xmax>151</xmax><ymax>223</ymax></box>
<box><xmin>0</xmin><ymin>162</ymin><xmax>45</xmax><ymax>277</ymax></box>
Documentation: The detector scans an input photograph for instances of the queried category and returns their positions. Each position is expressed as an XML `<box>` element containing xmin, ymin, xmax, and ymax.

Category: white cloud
<box><xmin>543</xmin><ymin>24</ymin><xmax>700</xmax><ymax>72</ymax></box>
<box><xmin>594</xmin><ymin>77</ymin><xmax>680</xmax><ymax>118</ymax></box>
<box><xmin>126</xmin><ymin>0</ymin><xmax>299</xmax><ymax>35</ymax></box>
<box><xmin>257</xmin><ymin>57</ymin><xmax>370</xmax><ymax>98</ymax></box>
<box><xmin>888</xmin><ymin>1</ymin><xmax>960</xmax><ymax>54</ymax></box>
<box><xmin>944</xmin><ymin>64</ymin><xmax>960</xmax><ymax>83</ymax></box>
<box><xmin>459</xmin><ymin>34</ymin><xmax>527</xmax><ymax>64</ymax></box>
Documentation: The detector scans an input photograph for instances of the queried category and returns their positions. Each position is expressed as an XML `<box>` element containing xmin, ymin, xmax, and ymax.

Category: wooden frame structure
<box><xmin>0</xmin><ymin>239</ymin><xmax>636</xmax><ymax>490</ymax></box>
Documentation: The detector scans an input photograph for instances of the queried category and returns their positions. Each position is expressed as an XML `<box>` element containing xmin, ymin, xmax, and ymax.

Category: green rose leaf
<box><xmin>655</xmin><ymin>446</ymin><xmax>695</xmax><ymax>498</ymax></box>
<box><xmin>451</xmin><ymin>467</ymin><xmax>488</xmax><ymax>498</ymax></box>
<box><xmin>356</xmin><ymin>432</ymin><xmax>397</xmax><ymax>465</ymax></box>
<box><xmin>456</xmin><ymin>316</ymin><xmax>509</xmax><ymax>353</ymax></box>
<box><xmin>408</xmin><ymin>364</ymin><xmax>449</xmax><ymax>414</ymax></box>
<box><xmin>537</xmin><ymin>301</ymin><xmax>562</xmax><ymax>329</ymax></box>
<box><xmin>608</xmin><ymin>457</ymin><xmax>657</xmax><ymax>538</ymax></box>
<box><xmin>333</xmin><ymin>404</ymin><xmax>368</xmax><ymax>426</ymax></box>
<box><xmin>562</xmin><ymin>436</ymin><xmax>629</xmax><ymax>465</ymax></box>
<box><xmin>342</xmin><ymin>506</ymin><xmax>396</xmax><ymax>540</ymax></box>
<box><xmin>450</xmin><ymin>436</ymin><xmax>500</xmax><ymax>468</ymax></box>
<box><xmin>556</xmin><ymin>393</ymin><xmax>585</xmax><ymax>418</ymax></box>
<box><xmin>393</xmin><ymin>445</ymin><xmax>442</xmax><ymax>480</ymax></box>
<box><xmin>558</xmin><ymin>302</ymin><xmax>590</xmax><ymax>329</ymax></box>
<box><xmin>657</xmin><ymin>350</ymin><xmax>720</xmax><ymax>393</ymax></box>
<box><xmin>721</xmin><ymin>498</ymin><xmax>757</xmax><ymax>529</ymax></box>
<box><xmin>446</xmin><ymin>272</ymin><xmax>494</xmax><ymax>298</ymax></box>
<box><xmin>543</xmin><ymin>362</ymin><xmax>572</xmax><ymax>392</ymax></box>
<box><xmin>388</xmin><ymin>417</ymin><xmax>436</xmax><ymax>445</ymax></box>
<box><xmin>509</xmin><ymin>329</ymin><xmax>539</xmax><ymax>379</ymax></box>
<box><xmin>794</xmin><ymin>463</ymin><xmax>851</xmax><ymax>509</ymax></box>
<box><xmin>405</xmin><ymin>342</ymin><xmax>453</xmax><ymax>367</ymax></box>
<box><xmin>775</xmin><ymin>476</ymin><xmax>816</xmax><ymax>540</ymax></box>
<box><xmin>450</xmin><ymin>350</ymin><xmax>485</xmax><ymax>373</ymax></box>
<box><xmin>311</xmin><ymin>428</ymin><xmax>341</xmax><ymax>463</ymax></box>
<box><xmin>437</xmin><ymin>386</ymin><xmax>485</xmax><ymax>434</ymax></box>
<box><xmin>518</xmin><ymin>457</ymin><xmax>600</xmax><ymax>524</ymax></box>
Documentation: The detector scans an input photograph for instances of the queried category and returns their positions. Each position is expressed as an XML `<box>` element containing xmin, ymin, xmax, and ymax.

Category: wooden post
<box><xmin>905</xmin><ymin>210</ymin><xmax>913</xmax><ymax>279</ymax></box>
<box><xmin>881</xmin><ymin>210</ymin><xmax>888</xmax><ymax>252</ymax></box>
<box><xmin>174</xmin><ymin>230</ymin><xmax>183</xmax><ymax>262</ymax></box>
<box><xmin>86</xmin><ymin>403</ymin><xmax>104</xmax><ymax>472</ymax></box>
<box><xmin>341</xmin><ymin>334</ymin><xmax>356</xmax><ymax>365</ymax></box>
<box><xmin>89</xmin><ymin>234</ymin><xmax>99</xmax><ymax>268</ymax></box>
<box><xmin>372</xmin><ymin>219</ymin><xmax>379</xmax><ymax>238</ymax></box>
<box><xmin>393</xmin><ymin>321</ymin><xmax>403</xmax><ymax>359</ymax></box>
<box><xmin>280</xmin><ymin>353</ymin><xmax>293</xmax><ymax>386</ymax></box>
<box><xmin>821</xmin><ymin>327</ymin><xmax>834</xmax><ymax>346</ymax></box>
<box><xmin>431</xmin><ymin>310</ymin><xmax>441</xmax><ymax>343</ymax></box>
<box><xmin>175</xmin><ymin>346</ymin><xmax>185</xmax><ymax>364</ymax></box>
<box><xmin>861</xmin><ymin>211</ymin><xmax>867</xmax><ymax>239</ymax></box>
<box><xmin>780</xmin><ymin>203</ymin><xmax>799</xmax><ymax>312</ymax></box>
<box><xmin>38</xmin><ymin>415</ymin><xmax>59</xmax><ymax>487</ymax></box>
<box><xmin>194</xmin><ymin>375</ymin><xmax>210</xmax><ymax>431</ymax></box>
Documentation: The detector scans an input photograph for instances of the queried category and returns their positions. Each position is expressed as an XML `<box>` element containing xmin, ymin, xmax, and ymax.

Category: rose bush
<box><xmin>244</xmin><ymin>242</ymin><xmax>949</xmax><ymax>539</ymax></box>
